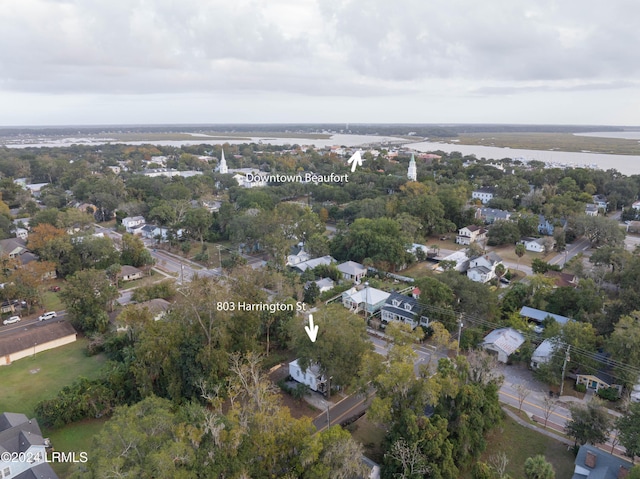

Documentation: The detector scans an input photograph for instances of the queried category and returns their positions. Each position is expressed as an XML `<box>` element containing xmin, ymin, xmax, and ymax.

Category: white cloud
<box><xmin>0</xmin><ymin>0</ymin><xmax>639</xmax><ymax>125</ymax></box>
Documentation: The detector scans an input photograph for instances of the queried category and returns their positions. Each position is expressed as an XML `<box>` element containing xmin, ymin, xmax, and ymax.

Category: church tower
<box><xmin>218</xmin><ymin>149</ymin><xmax>228</xmax><ymax>174</ymax></box>
<box><xmin>407</xmin><ymin>153</ymin><xmax>417</xmax><ymax>181</ymax></box>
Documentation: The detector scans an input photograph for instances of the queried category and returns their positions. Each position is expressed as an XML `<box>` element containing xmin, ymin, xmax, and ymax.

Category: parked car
<box><xmin>38</xmin><ymin>311</ymin><xmax>57</xmax><ymax>321</ymax></box>
<box><xmin>3</xmin><ymin>316</ymin><xmax>21</xmax><ymax>325</ymax></box>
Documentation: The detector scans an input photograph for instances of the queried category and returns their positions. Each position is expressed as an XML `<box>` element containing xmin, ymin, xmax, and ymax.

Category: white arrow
<box><xmin>347</xmin><ymin>150</ymin><xmax>363</xmax><ymax>172</ymax></box>
<box><xmin>304</xmin><ymin>314</ymin><xmax>319</xmax><ymax>342</ymax></box>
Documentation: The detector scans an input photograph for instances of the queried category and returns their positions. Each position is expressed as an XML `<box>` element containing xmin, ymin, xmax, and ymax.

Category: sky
<box><xmin>1</xmin><ymin>0</ymin><xmax>639</xmax><ymax>127</ymax></box>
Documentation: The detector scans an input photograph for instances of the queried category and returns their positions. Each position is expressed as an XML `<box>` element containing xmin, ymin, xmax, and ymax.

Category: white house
<box><xmin>287</xmin><ymin>243</ymin><xmax>311</xmax><ymax>267</ymax></box>
<box><xmin>471</xmin><ymin>187</ymin><xmax>496</xmax><ymax>204</ymax></box>
<box><xmin>481</xmin><ymin>327</ymin><xmax>525</xmax><ymax>363</ymax></box>
<box><xmin>456</xmin><ymin>225</ymin><xmax>487</xmax><ymax>245</ymax></box>
<box><xmin>342</xmin><ymin>285</ymin><xmax>390</xmax><ymax>315</ymax></box>
<box><xmin>0</xmin><ymin>413</ymin><xmax>59</xmax><ymax>478</ymax></box>
<box><xmin>337</xmin><ymin>261</ymin><xmax>367</xmax><ymax>283</ymax></box>
<box><xmin>305</xmin><ymin>278</ymin><xmax>335</xmax><ymax>294</ymax></box>
<box><xmin>291</xmin><ymin>255</ymin><xmax>336</xmax><ymax>273</ymax></box>
<box><xmin>15</xmin><ymin>227</ymin><xmax>28</xmax><ymax>241</ymax></box>
<box><xmin>585</xmin><ymin>204</ymin><xmax>599</xmax><ymax>217</ymax></box>
<box><xmin>289</xmin><ymin>359</ymin><xmax>327</xmax><ymax>394</ymax></box>
<box><xmin>122</xmin><ymin>216</ymin><xmax>146</xmax><ymax>233</ymax></box>
<box><xmin>530</xmin><ymin>339</ymin><xmax>558</xmax><ymax>369</ymax></box>
<box><xmin>521</xmin><ymin>237</ymin><xmax>553</xmax><ymax>253</ymax></box>
<box><xmin>466</xmin><ymin>252</ymin><xmax>503</xmax><ymax>283</ymax></box>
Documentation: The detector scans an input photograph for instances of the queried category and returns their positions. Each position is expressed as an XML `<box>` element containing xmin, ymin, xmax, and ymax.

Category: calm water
<box><xmin>5</xmin><ymin>132</ymin><xmax>640</xmax><ymax>176</ymax></box>
<box><xmin>405</xmin><ymin>138</ymin><xmax>640</xmax><ymax>176</ymax></box>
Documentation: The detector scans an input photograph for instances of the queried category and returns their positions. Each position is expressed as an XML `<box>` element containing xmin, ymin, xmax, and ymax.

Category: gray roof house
<box><xmin>0</xmin><ymin>412</ymin><xmax>59</xmax><ymax>478</ymax></box>
<box><xmin>571</xmin><ymin>444</ymin><xmax>631</xmax><ymax>479</ymax></box>
<box><xmin>476</xmin><ymin>207</ymin><xmax>512</xmax><ymax>224</ymax></box>
<box><xmin>337</xmin><ymin>261</ymin><xmax>367</xmax><ymax>283</ymax></box>
<box><xmin>291</xmin><ymin>255</ymin><xmax>336</xmax><ymax>273</ymax></box>
<box><xmin>381</xmin><ymin>292</ymin><xmax>429</xmax><ymax>330</ymax></box>
<box><xmin>519</xmin><ymin>306</ymin><xmax>571</xmax><ymax>326</ymax></box>
<box><xmin>482</xmin><ymin>328</ymin><xmax>525</xmax><ymax>363</ymax></box>
<box><xmin>530</xmin><ymin>338</ymin><xmax>559</xmax><ymax>369</ymax></box>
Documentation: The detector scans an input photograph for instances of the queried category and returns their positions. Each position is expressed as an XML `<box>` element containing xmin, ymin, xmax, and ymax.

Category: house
<box><xmin>545</xmin><ymin>271</ymin><xmax>579</xmax><ymax>288</ymax></box>
<box><xmin>575</xmin><ymin>371</ymin><xmax>622</xmax><ymax>396</ymax></box>
<box><xmin>305</xmin><ymin>278</ymin><xmax>335</xmax><ymax>294</ymax></box>
<box><xmin>585</xmin><ymin>204</ymin><xmax>599</xmax><ymax>217</ymax></box>
<box><xmin>538</xmin><ymin>215</ymin><xmax>556</xmax><ymax>236</ymax></box>
<box><xmin>291</xmin><ymin>255</ymin><xmax>336</xmax><ymax>273</ymax></box>
<box><xmin>0</xmin><ymin>321</ymin><xmax>77</xmax><ymax>366</ymax></box>
<box><xmin>24</xmin><ymin>183</ymin><xmax>49</xmax><ymax>197</ymax></box>
<box><xmin>287</xmin><ymin>243</ymin><xmax>311</xmax><ymax>267</ymax></box>
<box><xmin>136</xmin><ymin>299</ymin><xmax>171</xmax><ymax>321</ymax></box>
<box><xmin>119</xmin><ymin>265</ymin><xmax>144</xmax><ymax>282</ymax></box>
<box><xmin>380</xmin><ymin>292</ymin><xmax>429</xmax><ymax>330</ymax></box>
<box><xmin>0</xmin><ymin>238</ymin><xmax>28</xmax><ymax>259</ymax></box>
<box><xmin>475</xmin><ymin>207</ymin><xmax>512</xmax><ymax>224</ymax></box>
<box><xmin>571</xmin><ymin>444</ymin><xmax>631</xmax><ymax>479</ymax></box>
<box><xmin>337</xmin><ymin>261</ymin><xmax>367</xmax><ymax>283</ymax></box>
<box><xmin>481</xmin><ymin>328</ymin><xmax>525</xmax><ymax>363</ymax></box>
<box><xmin>289</xmin><ymin>359</ymin><xmax>327</xmax><ymax>394</ymax></box>
<box><xmin>519</xmin><ymin>306</ymin><xmax>572</xmax><ymax>326</ymax></box>
<box><xmin>455</xmin><ymin>225</ymin><xmax>487</xmax><ymax>245</ymax></box>
<box><xmin>466</xmin><ymin>252</ymin><xmax>503</xmax><ymax>284</ymax></box>
<box><xmin>122</xmin><ymin>216</ymin><xmax>146</xmax><ymax>233</ymax></box>
<box><xmin>435</xmin><ymin>251</ymin><xmax>469</xmax><ymax>273</ymax></box>
<box><xmin>592</xmin><ymin>195</ymin><xmax>608</xmax><ymax>210</ymax></box>
<box><xmin>0</xmin><ymin>413</ymin><xmax>59</xmax><ymax>479</ymax></box>
<box><xmin>632</xmin><ymin>200</ymin><xmax>640</xmax><ymax>211</ymax></box>
<box><xmin>530</xmin><ymin>338</ymin><xmax>559</xmax><ymax>369</ymax></box>
<box><xmin>471</xmin><ymin>187</ymin><xmax>496</xmax><ymax>204</ymax></box>
<box><xmin>15</xmin><ymin>228</ymin><xmax>28</xmax><ymax>241</ymax></box>
<box><xmin>521</xmin><ymin>237</ymin><xmax>553</xmax><ymax>253</ymax></box>
<box><xmin>342</xmin><ymin>285</ymin><xmax>390</xmax><ymax>316</ymax></box>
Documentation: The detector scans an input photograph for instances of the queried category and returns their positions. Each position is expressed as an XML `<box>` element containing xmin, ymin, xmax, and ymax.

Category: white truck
<box><xmin>289</xmin><ymin>359</ymin><xmax>327</xmax><ymax>394</ymax></box>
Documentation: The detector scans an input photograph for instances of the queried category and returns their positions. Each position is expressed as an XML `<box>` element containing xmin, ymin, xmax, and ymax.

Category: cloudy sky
<box><xmin>1</xmin><ymin>0</ymin><xmax>639</xmax><ymax>126</ymax></box>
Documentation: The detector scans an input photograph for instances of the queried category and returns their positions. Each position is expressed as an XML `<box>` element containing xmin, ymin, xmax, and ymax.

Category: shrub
<box><xmin>575</xmin><ymin>383</ymin><xmax>587</xmax><ymax>393</ymax></box>
<box><xmin>596</xmin><ymin>387</ymin><xmax>619</xmax><ymax>402</ymax></box>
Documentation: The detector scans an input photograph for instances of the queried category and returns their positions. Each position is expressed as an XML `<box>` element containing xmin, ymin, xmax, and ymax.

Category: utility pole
<box><xmin>560</xmin><ymin>345</ymin><xmax>571</xmax><ymax>397</ymax></box>
<box><xmin>456</xmin><ymin>319</ymin><xmax>464</xmax><ymax>357</ymax></box>
<box><xmin>180</xmin><ymin>263</ymin><xmax>184</xmax><ymax>284</ymax></box>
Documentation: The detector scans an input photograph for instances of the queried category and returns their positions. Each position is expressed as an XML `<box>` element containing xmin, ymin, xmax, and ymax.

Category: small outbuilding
<box><xmin>481</xmin><ymin>327</ymin><xmax>525</xmax><ymax>363</ymax></box>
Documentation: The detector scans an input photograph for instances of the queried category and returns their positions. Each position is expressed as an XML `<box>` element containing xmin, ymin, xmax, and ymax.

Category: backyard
<box><xmin>0</xmin><ymin>338</ymin><xmax>106</xmax><ymax>417</ymax></box>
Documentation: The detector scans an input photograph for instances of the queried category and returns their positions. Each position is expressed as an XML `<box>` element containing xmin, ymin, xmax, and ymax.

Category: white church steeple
<box><xmin>407</xmin><ymin>153</ymin><xmax>417</xmax><ymax>181</ymax></box>
<box><xmin>218</xmin><ymin>149</ymin><xmax>228</xmax><ymax>174</ymax></box>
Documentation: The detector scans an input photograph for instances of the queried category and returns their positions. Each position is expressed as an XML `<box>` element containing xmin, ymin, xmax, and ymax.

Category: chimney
<box><xmin>618</xmin><ymin>466</ymin><xmax>629</xmax><ymax>479</ymax></box>
<box><xmin>585</xmin><ymin>451</ymin><xmax>597</xmax><ymax>468</ymax></box>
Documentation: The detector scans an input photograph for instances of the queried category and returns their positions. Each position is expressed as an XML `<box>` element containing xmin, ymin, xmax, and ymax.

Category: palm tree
<box><xmin>515</xmin><ymin>243</ymin><xmax>526</xmax><ymax>271</ymax></box>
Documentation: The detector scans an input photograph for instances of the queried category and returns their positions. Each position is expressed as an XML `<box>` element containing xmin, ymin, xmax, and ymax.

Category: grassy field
<box><xmin>457</xmin><ymin>132</ymin><xmax>640</xmax><ymax>156</ymax></box>
<box><xmin>47</xmin><ymin>418</ymin><xmax>107</xmax><ymax>478</ymax></box>
<box><xmin>42</xmin><ymin>290</ymin><xmax>65</xmax><ymax>312</ymax></box>
<box><xmin>0</xmin><ymin>338</ymin><xmax>106</xmax><ymax>417</ymax></box>
<box><xmin>471</xmin><ymin>414</ymin><xmax>575</xmax><ymax>479</ymax></box>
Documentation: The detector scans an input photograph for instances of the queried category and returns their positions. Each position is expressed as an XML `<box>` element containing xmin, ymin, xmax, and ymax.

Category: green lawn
<box><xmin>470</xmin><ymin>414</ymin><xmax>575</xmax><ymax>479</ymax></box>
<box><xmin>0</xmin><ymin>338</ymin><xmax>107</xmax><ymax>417</ymax></box>
<box><xmin>47</xmin><ymin>418</ymin><xmax>107</xmax><ymax>478</ymax></box>
<box><xmin>42</xmin><ymin>290</ymin><xmax>65</xmax><ymax>312</ymax></box>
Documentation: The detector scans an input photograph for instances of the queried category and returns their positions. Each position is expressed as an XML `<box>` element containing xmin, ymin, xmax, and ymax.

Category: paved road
<box><xmin>313</xmin><ymin>390</ymin><xmax>373</xmax><ymax>432</ymax></box>
<box><xmin>0</xmin><ymin>310</ymin><xmax>68</xmax><ymax>337</ymax></box>
<box><xmin>548</xmin><ymin>236</ymin><xmax>591</xmax><ymax>267</ymax></box>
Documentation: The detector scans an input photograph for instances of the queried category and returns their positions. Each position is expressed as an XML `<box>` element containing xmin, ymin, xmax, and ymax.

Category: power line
<box><xmin>416</xmin><ymin>301</ymin><xmax>640</xmax><ymax>380</ymax></box>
